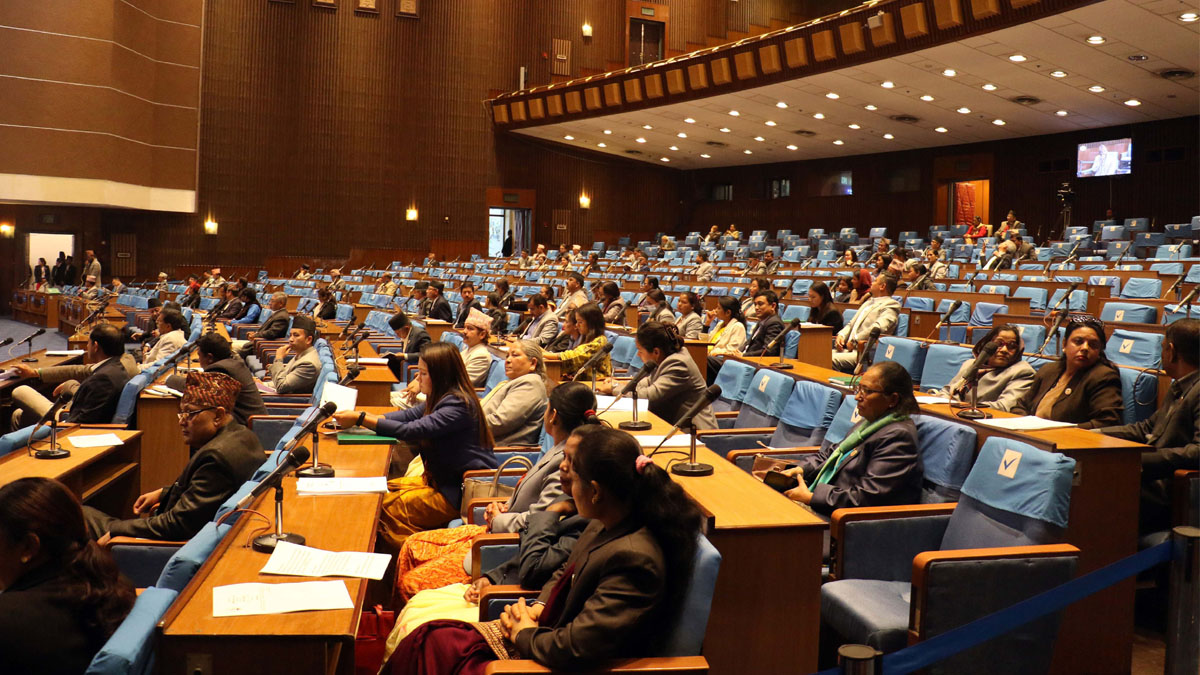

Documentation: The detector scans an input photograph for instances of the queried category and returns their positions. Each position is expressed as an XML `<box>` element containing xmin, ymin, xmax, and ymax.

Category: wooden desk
<box><xmin>600</xmin><ymin>410</ymin><xmax>825</xmax><ymax>675</ymax></box>
<box><xmin>339</xmin><ymin>342</ymin><xmax>398</xmax><ymax>406</ymax></box>
<box><xmin>422</xmin><ymin>319</ymin><xmax>452</xmax><ymax>344</ymax></box>
<box><xmin>0</xmin><ymin>348</ymin><xmax>86</xmax><ymax>398</ymax></box>
<box><xmin>0</xmin><ymin>427</ymin><xmax>142</xmax><ymax>519</ymax></box>
<box><xmin>137</xmin><ymin>378</ymin><xmax>193</xmax><ymax>495</ymax></box>
<box><xmin>11</xmin><ymin>290</ymin><xmax>61</xmax><ymax>328</ymax></box>
<box><xmin>793</xmin><ymin>323</ymin><xmax>834</xmax><ymax>369</ymax></box>
<box><xmin>158</xmin><ymin>434</ymin><xmax>391</xmax><ymax>675</ymax></box>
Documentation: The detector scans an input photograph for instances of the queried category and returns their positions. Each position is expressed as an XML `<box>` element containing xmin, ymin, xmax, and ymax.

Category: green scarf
<box><xmin>808</xmin><ymin>411</ymin><xmax>908</xmax><ymax>489</ymax></box>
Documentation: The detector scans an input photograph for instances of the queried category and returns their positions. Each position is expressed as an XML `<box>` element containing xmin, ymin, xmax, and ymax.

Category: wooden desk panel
<box><xmin>136</xmin><ymin>388</ymin><xmax>191</xmax><ymax>495</ymax></box>
<box><xmin>0</xmin><ymin>427</ymin><xmax>142</xmax><ymax>518</ymax></box>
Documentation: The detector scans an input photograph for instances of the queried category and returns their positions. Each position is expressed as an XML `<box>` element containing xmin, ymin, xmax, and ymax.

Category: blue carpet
<box><xmin>0</xmin><ymin>318</ymin><xmax>69</xmax><ymax>358</ymax></box>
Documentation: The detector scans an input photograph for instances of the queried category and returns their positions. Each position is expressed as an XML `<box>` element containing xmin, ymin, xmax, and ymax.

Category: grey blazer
<box><xmin>937</xmin><ymin>359</ymin><xmax>1036</xmax><ymax>413</ymax></box>
<box><xmin>837</xmin><ymin>296</ymin><xmax>900</xmax><ymax>343</ymax></box>
<box><xmin>522</xmin><ymin>311</ymin><xmax>560</xmax><ymax>348</ymax></box>
<box><xmin>483</xmin><ymin>372</ymin><xmax>549</xmax><ymax>447</ymax></box>
<box><xmin>603</xmin><ymin>298</ymin><xmax>628</xmax><ymax>325</ymax></box>
<box><xmin>266</xmin><ymin>347</ymin><xmax>322</xmax><ymax>394</ymax></box>
<box><xmin>636</xmin><ymin>350</ymin><xmax>717</xmax><ymax>430</ymax></box>
<box><xmin>490</xmin><ymin>439</ymin><xmax>564</xmax><ymax>534</ymax></box>
<box><xmin>257</xmin><ymin>308</ymin><xmax>291</xmax><ymax>340</ymax></box>
<box><xmin>675</xmin><ymin>312</ymin><xmax>704</xmax><ymax>340</ymax></box>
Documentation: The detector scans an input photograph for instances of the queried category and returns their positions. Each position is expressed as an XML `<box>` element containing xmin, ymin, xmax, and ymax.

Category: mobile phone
<box><xmin>763</xmin><ymin>470</ymin><xmax>799</xmax><ymax>493</ymax></box>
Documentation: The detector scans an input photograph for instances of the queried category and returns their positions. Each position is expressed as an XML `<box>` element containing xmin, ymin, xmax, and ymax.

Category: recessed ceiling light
<box><xmin>754</xmin><ymin>136</ymin><xmax>765</xmax><ymax>142</ymax></box>
<box><xmin>1051</xmin><ymin>70</ymin><xmax>1068</xmax><ymax>78</ymax></box>
<box><xmin>957</xmin><ymin>107</ymin><xmax>971</xmax><ymax>114</ymax></box>
<box><xmin>776</xmin><ymin>101</ymin><xmax>788</xmax><ymax>108</ymax></box>
<box><xmin>1128</xmin><ymin>54</ymin><xmax>1149</xmax><ymax>62</ymax></box>
<box><xmin>864</xmin><ymin>104</ymin><xmax>877</xmax><ymax>111</ymax></box>
<box><xmin>603</xmin><ymin>129</ymin><xmax>612</xmax><ymax>134</ymax></box>
<box><xmin>743</xmin><ymin>149</ymin><xmax>753</xmax><ymax>154</ymax></box>
<box><xmin>881</xmin><ymin>81</ymin><xmax>895</xmax><ymax>88</ymax></box>
<box><xmin>992</xmin><ymin>119</ymin><xmax>1006</xmax><ymax>126</ymax></box>
<box><xmin>1181</xmin><ymin>12</ymin><xmax>1198</xmax><ymax>22</ymax></box>
<box><xmin>643</xmin><ymin>124</ymin><xmax>653</xmax><ymax>130</ymax></box>
<box><xmin>920</xmin><ymin>94</ymin><xmax>935</xmax><ymax>101</ymax></box>
<box><xmin>982</xmin><ymin>83</ymin><xmax>998</xmax><ymax>91</ymax></box>
<box><xmin>1087</xmin><ymin>35</ymin><xmax>1105</xmax><ymax>44</ymax></box>
<box><xmin>669</xmin><ymin>145</ymin><xmax>679</xmax><ymax>150</ymax></box>
<box><xmin>700</xmin><ymin>153</ymin><xmax>711</xmax><ymax>158</ymax></box>
<box><xmin>935</xmin><ymin>126</ymin><xmax>948</xmax><ymax>133</ymax></box>
<box><xmin>826</xmin><ymin>92</ymin><xmax>840</xmax><ymax>99</ymax></box>
<box><xmin>660</xmin><ymin>157</ymin><xmax>669</xmax><ymax>162</ymax></box>
<box><xmin>942</xmin><ymin>68</ymin><xmax>957</xmax><ymax>77</ymax></box>
<box><xmin>719</xmin><ymin>127</ymin><xmax>731</xmax><ymax>133</ymax></box>
<box><xmin>883</xmin><ymin>133</ymin><xmax>894</xmax><ymax>139</ymax></box>
<box><xmin>729</xmin><ymin>110</ymin><xmax>740</xmax><ymax>116</ymax></box>
<box><xmin>848</xmin><ymin>124</ymin><xmax>861</xmax><ymax>129</ymax></box>
<box><xmin>597</xmin><ymin>142</ymin><xmax>607</xmax><ymax>147</ymax></box>
<box><xmin>1055</xmin><ymin>110</ymin><xmax>1069</xmax><ymax>116</ymax></box>
<box><xmin>564</xmin><ymin>135</ymin><xmax>574</xmax><ymax>140</ymax></box>
<box><xmin>677</xmin><ymin>132</ymin><xmax>687</xmax><ymax>138</ymax></box>
<box><xmin>683</xmin><ymin>118</ymin><xmax>695</xmax><ymax>124</ymax></box>
<box><xmin>786</xmin><ymin>144</ymin><xmax>798</xmax><ymax>150</ymax></box>
<box><xmin>813</xmin><ymin>113</ymin><xmax>825</xmax><ymax>119</ymax></box>
<box><xmin>635</xmin><ymin>137</ymin><xmax>646</xmax><ymax>143</ymax></box>
<box><xmin>833</xmin><ymin>139</ymin><xmax>844</xmax><ymax>145</ymax></box>
<box><xmin>1124</xmin><ymin>98</ymin><xmax>1142</xmax><ymax>106</ymax></box>
<box><xmin>1089</xmin><ymin>85</ymin><xmax>1105</xmax><ymax>92</ymax></box>
<box><xmin>765</xmin><ymin>120</ymin><xmax>777</xmax><ymax>126</ymax></box>
<box><xmin>1009</xmin><ymin>54</ymin><xmax>1027</xmax><ymax>62</ymax></box>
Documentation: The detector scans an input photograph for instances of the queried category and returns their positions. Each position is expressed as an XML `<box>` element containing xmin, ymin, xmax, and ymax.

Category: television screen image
<box><xmin>1077</xmin><ymin>138</ymin><xmax>1132</xmax><ymax>177</ymax></box>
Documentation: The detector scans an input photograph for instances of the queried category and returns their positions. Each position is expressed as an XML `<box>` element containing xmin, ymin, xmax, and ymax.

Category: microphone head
<box><xmin>288</xmin><ymin>446</ymin><xmax>311</xmax><ymax>465</ymax></box>
<box><xmin>34</xmin><ymin>328</ymin><xmax>45</xmax><ymax>337</ymax></box>
<box><xmin>868</xmin><ymin>326</ymin><xmax>883</xmax><ymax>339</ymax></box>
<box><xmin>948</xmin><ymin>300</ymin><xmax>963</xmax><ymax>312</ymax></box>
<box><xmin>788</xmin><ymin>317</ymin><xmax>802</xmax><ymax>328</ymax></box>
<box><xmin>0</xmin><ymin>337</ymin><xmax>11</xmax><ymax>346</ymax></box>
<box><xmin>644</xmin><ymin>361</ymin><xmax>658</xmax><ymax>374</ymax></box>
<box><xmin>602</xmin><ymin>341</ymin><xmax>615</xmax><ymax>353</ymax></box>
<box><xmin>980</xmin><ymin>340</ymin><xmax>1000</xmax><ymax>357</ymax></box>
<box><xmin>704</xmin><ymin>384</ymin><xmax>722</xmax><ymax>402</ymax></box>
<box><xmin>320</xmin><ymin>401</ymin><xmax>338</xmax><ymax>415</ymax></box>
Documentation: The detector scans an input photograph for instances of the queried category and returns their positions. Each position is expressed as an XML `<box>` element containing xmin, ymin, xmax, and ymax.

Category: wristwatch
<box><xmin>356</xmin><ymin>412</ymin><xmax>367</xmax><ymax>428</ymax></box>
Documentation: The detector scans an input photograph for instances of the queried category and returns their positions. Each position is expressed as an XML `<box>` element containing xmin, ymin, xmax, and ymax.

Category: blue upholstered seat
<box><xmin>717</xmin><ymin>369</ymin><xmax>793</xmax><ymax>430</ymax></box>
<box><xmin>711</xmin><ymin>359</ymin><xmax>757</xmax><ymax>414</ymax></box>
<box><xmin>706</xmin><ymin>379</ymin><xmax>842</xmax><ymax>457</ymax></box>
<box><xmin>1106</xmin><ymin>329</ymin><xmax>1163</xmax><ymax>369</ymax></box>
<box><xmin>919</xmin><ymin>344</ymin><xmax>973</xmax><ymax>392</ymax></box>
<box><xmin>1120</xmin><ymin>277</ymin><xmax>1162</xmax><ymax>299</ymax></box>
<box><xmin>1100</xmin><ymin>302</ymin><xmax>1156</xmax><ymax>325</ymax></box>
<box><xmin>86</xmin><ymin>587</ymin><xmax>179</xmax><ymax>675</ymax></box>
<box><xmin>873</xmin><ymin>338</ymin><xmax>927</xmax><ymax>384</ymax></box>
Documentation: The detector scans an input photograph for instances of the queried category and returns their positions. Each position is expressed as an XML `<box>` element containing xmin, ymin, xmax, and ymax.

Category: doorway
<box><xmin>947</xmin><ymin>179</ymin><xmax>990</xmax><ymax>227</ymax></box>
<box><xmin>628</xmin><ymin>18</ymin><xmax>664</xmax><ymax>66</ymax></box>
<box><xmin>27</xmin><ymin>232</ymin><xmax>74</xmax><ymax>287</ymax></box>
<box><xmin>488</xmin><ymin>208</ymin><xmax>531</xmax><ymax>258</ymax></box>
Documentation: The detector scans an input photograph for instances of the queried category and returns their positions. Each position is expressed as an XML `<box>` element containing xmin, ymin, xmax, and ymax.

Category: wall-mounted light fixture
<box><xmin>0</xmin><ymin>223</ymin><xmax>13</xmax><ymax>238</ymax></box>
<box><xmin>582</xmin><ymin>22</ymin><xmax>593</xmax><ymax>37</ymax></box>
<box><xmin>203</xmin><ymin>218</ymin><xmax>218</xmax><ymax>235</ymax></box>
<box><xmin>406</xmin><ymin>208</ymin><xmax>419</xmax><ymax>221</ymax></box>
<box><xmin>578</xmin><ymin>193</ymin><xmax>591</xmax><ymax>209</ymax></box>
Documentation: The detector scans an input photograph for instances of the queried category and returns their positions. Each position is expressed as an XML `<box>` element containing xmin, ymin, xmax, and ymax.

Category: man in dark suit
<box><xmin>1096</xmin><ymin>318</ymin><xmax>1199</xmax><ymax>533</ymax></box>
<box><xmin>422</xmin><ymin>280</ymin><xmax>453</xmax><ymax>322</ymax></box>
<box><xmin>167</xmin><ymin>332</ymin><xmax>267</xmax><ymax>425</ymax></box>
<box><xmin>454</xmin><ymin>281</ymin><xmax>483</xmax><ymax>329</ymax></box>
<box><xmin>383</xmin><ymin>312</ymin><xmax>430</xmax><ymax>381</ymax></box>
<box><xmin>9</xmin><ymin>324</ymin><xmax>133</xmax><ymax>428</ymax></box>
<box><xmin>85</xmin><ymin>371</ymin><xmax>265</xmax><ymax>543</ymax></box>
<box><xmin>741</xmin><ymin>289</ymin><xmax>785</xmax><ymax>357</ymax></box>
<box><xmin>235</xmin><ymin>291</ymin><xmax>290</xmax><ymax>358</ymax></box>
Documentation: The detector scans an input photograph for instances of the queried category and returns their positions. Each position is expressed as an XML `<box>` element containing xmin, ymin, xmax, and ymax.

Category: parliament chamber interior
<box><xmin>0</xmin><ymin>0</ymin><xmax>1198</xmax><ymax>674</ymax></box>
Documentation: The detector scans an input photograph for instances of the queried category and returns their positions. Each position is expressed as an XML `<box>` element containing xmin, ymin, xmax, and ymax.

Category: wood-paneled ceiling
<box><xmin>490</xmin><ymin>0</ymin><xmax>1199</xmax><ymax>168</ymax></box>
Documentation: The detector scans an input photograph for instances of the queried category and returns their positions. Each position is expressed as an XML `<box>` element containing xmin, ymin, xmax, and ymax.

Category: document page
<box><xmin>976</xmin><ymin>416</ymin><xmax>1077</xmax><ymax>431</ymax></box>
<box><xmin>318</xmin><ymin>382</ymin><xmax>358</xmax><ymax>412</ymax></box>
<box><xmin>66</xmin><ymin>433</ymin><xmax>124</xmax><ymax>448</ymax></box>
<box><xmin>212</xmin><ymin>580</ymin><xmax>354</xmax><ymax>617</ymax></box>
<box><xmin>634</xmin><ymin>433</ymin><xmax>693</xmax><ymax>448</ymax></box>
<box><xmin>260</xmin><ymin>541</ymin><xmax>391</xmax><ymax>580</ymax></box>
<box><xmin>296</xmin><ymin>477</ymin><xmax>388</xmax><ymax>494</ymax></box>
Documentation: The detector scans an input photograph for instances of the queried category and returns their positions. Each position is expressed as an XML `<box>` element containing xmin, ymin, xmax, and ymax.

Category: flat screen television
<box><xmin>1077</xmin><ymin>138</ymin><xmax>1132</xmax><ymax>177</ymax></box>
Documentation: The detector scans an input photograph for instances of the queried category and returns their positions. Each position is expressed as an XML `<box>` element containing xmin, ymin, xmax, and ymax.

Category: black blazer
<box><xmin>426</xmin><ymin>296</ymin><xmax>453</xmax><ymax>322</ymax></box>
<box><xmin>797</xmin><ymin>418</ymin><xmax>922</xmax><ymax>516</ymax></box>
<box><xmin>0</xmin><ymin>564</ymin><xmax>116</xmax><ymax>675</ymax></box>
<box><xmin>66</xmin><ymin>356</ymin><xmax>131</xmax><ymax>424</ymax></box>
<box><xmin>1016</xmin><ymin>359</ymin><xmax>1123</xmax><ymax>429</ymax></box>
<box><xmin>108</xmin><ymin>421</ymin><xmax>265</xmax><ymax>539</ymax></box>
<box><xmin>257</xmin><ymin>308</ymin><xmax>291</xmax><ymax>340</ymax></box>
<box><xmin>454</xmin><ymin>299</ymin><xmax>482</xmax><ymax>328</ymax></box>
<box><xmin>316</xmin><ymin>301</ymin><xmax>337</xmax><ymax>320</ymax></box>
<box><xmin>814</xmin><ymin>306</ymin><xmax>844</xmax><ymax>334</ymax></box>
<box><xmin>742</xmin><ymin>312</ymin><xmax>785</xmax><ymax>357</ymax></box>
<box><xmin>384</xmin><ymin>326</ymin><xmax>432</xmax><ymax>380</ymax></box>
<box><xmin>167</xmin><ymin>357</ymin><xmax>268</xmax><ymax>425</ymax></box>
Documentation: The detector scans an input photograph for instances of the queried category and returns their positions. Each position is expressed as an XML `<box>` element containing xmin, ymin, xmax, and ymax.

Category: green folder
<box><xmin>827</xmin><ymin>375</ymin><xmax>856</xmax><ymax>387</ymax></box>
<box><xmin>337</xmin><ymin>432</ymin><xmax>399</xmax><ymax>445</ymax></box>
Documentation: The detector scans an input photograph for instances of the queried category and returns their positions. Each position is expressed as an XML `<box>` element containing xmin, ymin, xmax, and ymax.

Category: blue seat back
<box><xmin>112</xmin><ymin>372</ymin><xmax>155</xmax><ymax>426</ymax></box>
<box><xmin>658</xmin><ymin>534</ymin><xmax>723</xmax><ymax>656</ymax></box>
<box><xmin>904</xmin><ymin>297</ymin><xmax>935</xmax><ymax>312</ymax></box>
<box><xmin>1014</xmin><ymin>324</ymin><xmax>1048</xmax><ymax>355</ymax></box>
<box><xmin>920</xmin><ymin>343</ymin><xmax>973</xmax><ymax>392</ymax></box>
<box><xmin>712</xmin><ymin>359</ymin><xmax>757</xmax><ymax>413</ymax></box>
<box><xmin>824</xmin><ymin>395</ymin><xmax>862</xmax><ymax>447</ymax></box>
<box><xmin>1106</xmin><ymin>329</ymin><xmax>1162</xmax><ymax>369</ymax></box>
<box><xmin>913</xmin><ymin>415</ymin><xmax>977</xmax><ymax>502</ymax></box>
<box><xmin>610</xmin><ymin>335</ymin><xmax>638</xmax><ymax>371</ymax></box>
<box><xmin>85</xmin><ymin>587</ymin><xmax>179</xmax><ymax>675</ymax></box>
<box><xmin>156</xmin><ymin>522</ymin><xmax>231</xmax><ymax>592</ymax></box>
<box><xmin>1012</xmin><ymin>287</ymin><xmax>1048</xmax><ymax>312</ymax></box>
<box><xmin>733</xmin><ymin>370</ymin><xmax>794</xmax><ymax>428</ymax></box>
<box><xmin>1120</xmin><ymin>277</ymin><xmax>1162</xmax><ymax>299</ymax></box>
<box><xmin>941</xmin><ymin>438</ymin><xmax>1075</xmax><ymax>550</ymax></box>
<box><xmin>0</xmin><ymin>423</ymin><xmax>52</xmax><ymax>459</ymax></box>
<box><xmin>936</xmin><ymin>299</ymin><xmax>970</xmax><ymax>342</ymax></box>
<box><xmin>482</xmin><ymin>358</ymin><xmax>506</xmax><ymax>395</ymax></box>
<box><xmin>874</xmin><ymin>338</ymin><xmax>928</xmax><ymax>385</ymax></box>
<box><xmin>1150</xmin><ymin>262</ymin><xmax>1184</xmax><ymax>275</ymax></box>
<box><xmin>772</xmin><ymin>380</ymin><xmax>842</xmax><ymax>447</ymax></box>
<box><xmin>1117</xmin><ymin>367</ymin><xmax>1158</xmax><ymax>424</ymax></box>
<box><xmin>1100</xmin><ymin>302</ymin><xmax>1156</xmax><ymax>325</ymax></box>
<box><xmin>1047</xmin><ymin>289</ymin><xmax>1087</xmax><ymax>312</ymax></box>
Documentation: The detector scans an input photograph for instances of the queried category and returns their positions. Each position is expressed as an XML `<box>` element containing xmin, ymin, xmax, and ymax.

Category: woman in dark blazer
<box><xmin>0</xmin><ymin>478</ymin><xmax>134</xmax><ymax>675</ymax></box>
<box><xmin>780</xmin><ymin>361</ymin><xmax>923</xmax><ymax>516</ymax></box>
<box><xmin>385</xmin><ymin>427</ymin><xmax>704</xmax><ymax>673</ymax></box>
<box><xmin>1015</xmin><ymin>316</ymin><xmax>1123</xmax><ymax>429</ymax></box>
<box><xmin>808</xmin><ymin>281</ymin><xmax>845</xmax><ymax>334</ymax></box>
<box><xmin>314</xmin><ymin>287</ymin><xmax>338</xmax><ymax>320</ymax></box>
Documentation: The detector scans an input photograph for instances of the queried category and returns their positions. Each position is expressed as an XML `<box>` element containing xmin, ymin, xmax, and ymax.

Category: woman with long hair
<box><xmin>934</xmin><ymin>324</ymin><xmax>1036</xmax><ymax>412</ymax></box>
<box><xmin>849</xmin><ymin>268</ymin><xmax>873</xmax><ymax>305</ymax></box>
<box><xmin>807</xmin><ymin>281</ymin><xmax>844</xmax><ymax>333</ymax></box>
<box><xmin>545</xmin><ymin>302</ymin><xmax>610</xmax><ymax>381</ymax></box>
<box><xmin>385</xmin><ymin>427</ymin><xmax>704</xmax><ymax>673</ymax></box>
<box><xmin>391</xmin><ymin>383</ymin><xmax>601</xmax><ymax>602</ymax></box>
<box><xmin>674</xmin><ymin>291</ymin><xmax>704</xmax><ymax>340</ymax></box>
<box><xmin>0</xmin><ymin>478</ymin><xmax>134</xmax><ymax>674</ymax></box>
<box><xmin>708</xmin><ymin>296</ymin><xmax>748</xmax><ymax>357</ymax></box>
<box><xmin>231</xmin><ymin>287</ymin><xmax>261</xmax><ymax>324</ymax></box>
<box><xmin>1015</xmin><ymin>316</ymin><xmax>1122</xmax><ymax>428</ymax></box>
<box><xmin>620</xmin><ymin>321</ymin><xmax>717</xmax><ymax>430</ymax></box>
<box><xmin>334</xmin><ymin>342</ymin><xmax>498</xmax><ymax>548</ymax></box>
<box><xmin>779</xmin><ymin>361</ymin><xmax>923</xmax><ymax>515</ymax></box>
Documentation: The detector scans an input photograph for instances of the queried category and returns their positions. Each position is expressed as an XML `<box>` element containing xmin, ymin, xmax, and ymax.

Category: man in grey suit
<box><xmin>265</xmin><ymin>316</ymin><xmax>322</xmax><ymax>394</ymax></box>
<box><xmin>81</xmin><ymin>249</ymin><xmax>102</xmax><ymax>286</ymax></box>
<box><xmin>832</xmin><ymin>274</ymin><xmax>901</xmax><ymax>372</ymax></box>
<box><xmin>235</xmin><ymin>292</ymin><xmax>290</xmax><ymax>358</ymax></box>
<box><xmin>517</xmin><ymin>294</ymin><xmax>559</xmax><ymax>348</ymax></box>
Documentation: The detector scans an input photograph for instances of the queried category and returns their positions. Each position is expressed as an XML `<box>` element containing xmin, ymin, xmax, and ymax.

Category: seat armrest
<box><xmin>462</xmin><ymin>497</ymin><xmax>508</xmax><ymax>518</ymax></box>
<box><xmin>105</xmin><ymin>536</ymin><xmax>189</xmax><ymax>549</ymax></box>
<box><xmin>484</xmin><ymin>657</ymin><xmax>710</xmax><ymax>674</ymax></box>
<box><xmin>829</xmin><ymin>504</ymin><xmax>958</xmax><ymax>581</ymax></box>
<box><xmin>470</xmin><ymin>533</ymin><xmax>520</xmax><ymax>577</ymax></box>
<box><xmin>1173</xmin><ymin>470</ymin><xmax>1198</xmax><ymax>526</ymax></box>
<box><xmin>724</xmin><ymin>446</ymin><xmax>819</xmax><ymax>463</ymax></box>
<box><xmin>714</xmin><ymin>411</ymin><xmax>739</xmax><ymax>419</ymax></box>
<box><xmin>478</xmin><ymin>585</ymin><xmax>539</xmax><ymax>621</ymax></box>
<box><xmin>696</xmin><ymin>427</ymin><xmax>777</xmax><ymax>438</ymax></box>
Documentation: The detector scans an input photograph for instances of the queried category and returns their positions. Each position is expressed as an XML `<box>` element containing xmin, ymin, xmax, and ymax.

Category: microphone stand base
<box><xmin>618</xmin><ymin>420</ymin><xmax>652</xmax><ymax>431</ymax></box>
<box><xmin>670</xmin><ymin>462</ymin><xmax>714</xmax><ymax>477</ymax></box>
<box><xmin>21</xmin><ymin>357</ymin><xmax>38</xmax><ymax>363</ymax></box>
<box><xmin>297</xmin><ymin>464</ymin><xmax>335</xmax><ymax>478</ymax></box>
<box><xmin>252</xmin><ymin>532</ymin><xmax>306</xmax><ymax>554</ymax></box>
<box><xmin>34</xmin><ymin>448</ymin><xmax>70</xmax><ymax>460</ymax></box>
<box><xmin>955</xmin><ymin>408</ymin><xmax>992</xmax><ymax>420</ymax></box>
<box><xmin>768</xmin><ymin>362</ymin><xmax>794</xmax><ymax>370</ymax></box>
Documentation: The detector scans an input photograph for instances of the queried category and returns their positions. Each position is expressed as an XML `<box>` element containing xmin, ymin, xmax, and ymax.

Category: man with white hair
<box><xmin>234</xmin><ymin>291</ymin><xmax>290</xmax><ymax>357</ymax></box>
<box><xmin>461</xmin><ymin>308</ymin><xmax>494</xmax><ymax>388</ymax></box>
<box><xmin>204</xmin><ymin>268</ymin><xmax>225</xmax><ymax>289</ymax></box>
<box><xmin>155</xmin><ymin>272</ymin><xmax>169</xmax><ymax>293</ymax></box>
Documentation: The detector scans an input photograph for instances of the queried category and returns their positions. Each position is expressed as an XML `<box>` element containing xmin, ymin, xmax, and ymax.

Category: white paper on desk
<box><xmin>147</xmin><ymin>385</ymin><xmax>183</xmax><ymax>397</ymax></box>
<box><xmin>65</xmin><ymin>433</ymin><xmax>123</xmax><ymax>449</ymax></box>
<box><xmin>349</xmin><ymin>357</ymin><xmax>388</xmax><ymax>366</ymax></box>
<box><xmin>211</xmin><ymin>580</ymin><xmax>354</xmax><ymax>617</ymax></box>
<box><xmin>976</xmin><ymin>416</ymin><xmax>1077</xmax><ymax>431</ymax></box>
<box><xmin>595</xmin><ymin>394</ymin><xmax>650</xmax><ymax>413</ymax></box>
<box><xmin>318</xmin><ymin>382</ymin><xmax>358</xmax><ymax>412</ymax></box>
<box><xmin>260</xmin><ymin>541</ymin><xmax>391</xmax><ymax>580</ymax></box>
<box><xmin>0</xmin><ymin>369</ymin><xmax>18</xmax><ymax>382</ymax></box>
<box><xmin>256</xmin><ymin>380</ymin><xmax>278</xmax><ymax>395</ymax></box>
<box><xmin>45</xmin><ymin>350</ymin><xmax>86</xmax><ymax>357</ymax></box>
<box><xmin>916</xmin><ymin>395</ymin><xmax>952</xmax><ymax>404</ymax></box>
<box><xmin>297</xmin><ymin>476</ymin><xmax>388</xmax><ymax>495</ymax></box>
<box><xmin>632</xmin><ymin>434</ymin><xmax>693</xmax><ymax>448</ymax></box>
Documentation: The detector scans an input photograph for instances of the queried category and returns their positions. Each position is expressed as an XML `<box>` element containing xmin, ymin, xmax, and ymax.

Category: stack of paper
<box><xmin>46</xmin><ymin>350</ymin><xmax>86</xmax><ymax>357</ymax></box>
<box><xmin>348</xmin><ymin>357</ymin><xmax>388</xmax><ymax>366</ymax></box>
<box><xmin>633</xmin><ymin>434</ymin><xmax>692</xmax><ymax>448</ymax></box>
<box><xmin>296</xmin><ymin>476</ymin><xmax>388</xmax><ymax>495</ymax></box>
<box><xmin>65</xmin><ymin>433</ymin><xmax>124</xmax><ymax>449</ymax></box>
<box><xmin>915</xmin><ymin>395</ymin><xmax>952</xmax><ymax>404</ymax></box>
<box><xmin>976</xmin><ymin>416</ymin><xmax>1077</xmax><ymax>431</ymax></box>
<box><xmin>260</xmin><ymin>541</ymin><xmax>391</xmax><ymax>580</ymax></box>
<box><xmin>147</xmin><ymin>385</ymin><xmax>183</xmax><ymax>397</ymax></box>
<box><xmin>212</xmin><ymin>580</ymin><xmax>354</xmax><ymax>617</ymax></box>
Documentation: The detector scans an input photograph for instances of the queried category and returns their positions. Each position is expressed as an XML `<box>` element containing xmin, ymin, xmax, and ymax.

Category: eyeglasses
<box><xmin>177</xmin><ymin>407</ymin><xmax>217</xmax><ymax>422</ymax></box>
<box><xmin>993</xmin><ymin>340</ymin><xmax>1020</xmax><ymax>351</ymax></box>
<box><xmin>855</xmin><ymin>385</ymin><xmax>886</xmax><ymax>397</ymax></box>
